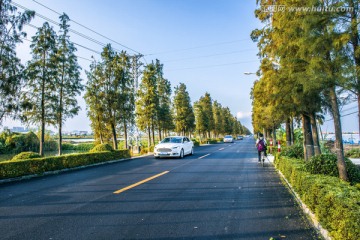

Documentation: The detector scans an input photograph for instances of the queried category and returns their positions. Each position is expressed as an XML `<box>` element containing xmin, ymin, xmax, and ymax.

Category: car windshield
<box><xmin>161</xmin><ymin>137</ymin><xmax>182</xmax><ymax>143</ymax></box>
<box><xmin>225</xmin><ymin>135</ymin><xmax>232</xmax><ymax>138</ymax></box>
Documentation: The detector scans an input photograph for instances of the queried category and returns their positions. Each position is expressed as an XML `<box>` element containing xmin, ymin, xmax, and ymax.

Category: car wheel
<box><xmin>190</xmin><ymin>147</ymin><xmax>194</xmax><ymax>155</ymax></box>
<box><xmin>179</xmin><ymin>149</ymin><xmax>184</xmax><ymax>159</ymax></box>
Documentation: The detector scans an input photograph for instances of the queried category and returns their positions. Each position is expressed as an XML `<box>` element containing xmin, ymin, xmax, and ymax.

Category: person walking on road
<box><xmin>255</xmin><ymin>133</ymin><xmax>267</xmax><ymax>162</ymax></box>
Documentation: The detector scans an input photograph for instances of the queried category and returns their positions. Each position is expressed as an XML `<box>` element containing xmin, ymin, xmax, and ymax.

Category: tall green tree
<box><xmin>136</xmin><ymin>63</ymin><xmax>158</xmax><ymax>147</ymax></box>
<box><xmin>24</xmin><ymin>22</ymin><xmax>58</xmax><ymax>156</ymax></box>
<box><xmin>173</xmin><ymin>83</ymin><xmax>195</xmax><ymax>136</ymax></box>
<box><xmin>114</xmin><ymin>51</ymin><xmax>134</xmax><ymax>149</ymax></box>
<box><xmin>0</xmin><ymin>0</ymin><xmax>34</xmax><ymax>124</ymax></box>
<box><xmin>55</xmin><ymin>13</ymin><xmax>83</xmax><ymax>155</ymax></box>
<box><xmin>212</xmin><ymin>101</ymin><xmax>224</xmax><ymax>137</ymax></box>
<box><xmin>194</xmin><ymin>92</ymin><xmax>214</xmax><ymax>138</ymax></box>
<box><xmin>155</xmin><ymin>59</ymin><xmax>173</xmax><ymax>140</ymax></box>
<box><xmin>84</xmin><ymin>59</ymin><xmax>112</xmax><ymax>144</ymax></box>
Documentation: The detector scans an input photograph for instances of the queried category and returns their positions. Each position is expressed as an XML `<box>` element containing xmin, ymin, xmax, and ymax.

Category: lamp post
<box><xmin>244</xmin><ymin>72</ymin><xmax>257</xmax><ymax>75</ymax></box>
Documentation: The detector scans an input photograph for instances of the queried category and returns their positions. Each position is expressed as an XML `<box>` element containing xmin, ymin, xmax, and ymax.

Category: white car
<box><xmin>223</xmin><ymin>135</ymin><xmax>234</xmax><ymax>143</ymax></box>
<box><xmin>154</xmin><ymin>136</ymin><xmax>194</xmax><ymax>158</ymax></box>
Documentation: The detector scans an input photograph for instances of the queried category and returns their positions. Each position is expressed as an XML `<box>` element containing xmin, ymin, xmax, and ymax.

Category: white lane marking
<box><xmin>198</xmin><ymin>153</ymin><xmax>211</xmax><ymax>159</ymax></box>
<box><xmin>219</xmin><ymin>148</ymin><xmax>225</xmax><ymax>151</ymax></box>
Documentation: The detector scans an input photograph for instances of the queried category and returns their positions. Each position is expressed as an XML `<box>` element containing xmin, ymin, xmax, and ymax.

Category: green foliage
<box><xmin>305</xmin><ymin>154</ymin><xmax>360</xmax><ymax>185</ymax></box>
<box><xmin>155</xmin><ymin>60</ymin><xmax>174</xmax><ymax>134</ymax></box>
<box><xmin>0</xmin><ymin>150</ymin><xmax>130</xmax><ymax>179</ymax></box>
<box><xmin>279</xmin><ymin>143</ymin><xmax>304</xmax><ymax>159</ymax></box>
<box><xmin>275</xmin><ymin>156</ymin><xmax>360</xmax><ymax>240</ymax></box>
<box><xmin>191</xmin><ymin>138</ymin><xmax>200</xmax><ymax>147</ymax></box>
<box><xmin>0</xmin><ymin>0</ymin><xmax>34</xmax><ymax>124</ymax></box>
<box><xmin>89</xmin><ymin>143</ymin><xmax>113</xmax><ymax>153</ymax></box>
<box><xmin>61</xmin><ymin>143</ymin><xmax>94</xmax><ymax>151</ymax></box>
<box><xmin>56</xmin><ymin>13</ymin><xmax>83</xmax><ymax>154</ymax></box>
<box><xmin>345</xmin><ymin>148</ymin><xmax>360</xmax><ymax>158</ymax></box>
<box><xmin>11</xmin><ymin>152</ymin><xmax>41</xmax><ymax>161</ymax></box>
<box><xmin>305</xmin><ymin>154</ymin><xmax>338</xmax><ymax>177</ymax></box>
<box><xmin>84</xmin><ymin>45</ymin><xmax>134</xmax><ymax>149</ymax></box>
<box><xmin>140</xmin><ymin>146</ymin><xmax>154</xmax><ymax>154</ymax></box>
<box><xmin>0</xmin><ymin>131</ymin><xmax>41</xmax><ymax>153</ymax></box>
<box><xmin>194</xmin><ymin>92</ymin><xmax>214</xmax><ymax>137</ymax></box>
<box><xmin>173</xmin><ymin>83</ymin><xmax>195</xmax><ymax>135</ymax></box>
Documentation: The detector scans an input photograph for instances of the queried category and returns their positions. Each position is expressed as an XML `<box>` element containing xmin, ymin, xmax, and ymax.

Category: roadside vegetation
<box><xmin>251</xmin><ymin>1</ymin><xmax>360</xmax><ymax>236</ymax></box>
<box><xmin>0</xmin><ymin>0</ymin><xmax>251</xmax><ymax>165</ymax></box>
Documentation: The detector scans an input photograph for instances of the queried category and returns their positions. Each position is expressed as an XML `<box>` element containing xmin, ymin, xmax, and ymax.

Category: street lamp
<box><xmin>244</xmin><ymin>72</ymin><xmax>256</xmax><ymax>75</ymax></box>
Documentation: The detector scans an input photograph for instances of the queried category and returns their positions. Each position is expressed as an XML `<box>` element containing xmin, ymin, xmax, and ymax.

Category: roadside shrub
<box><xmin>140</xmin><ymin>145</ymin><xmax>154</xmax><ymax>154</ymax></box>
<box><xmin>0</xmin><ymin>150</ymin><xmax>130</xmax><ymax>179</ymax></box>
<box><xmin>345</xmin><ymin>148</ymin><xmax>360</xmax><ymax>158</ymax></box>
<box><xmin>305</xmin><ymin>154</ymin><xmax>338</xmax><ymax>176</ymax></box>
<box><xmin>11</xmin><ymin>152</ymin><xmax>42</xmax><ymax>161</ymax></box>
<box><xmin>191</xmin><ymin>139</ymin><xmax>200</xmax><ymax>147</ymax></box>
<box><xmin>280</xmin><ymin>143</ymin><xmax>304</xmax><ymax>159</ymax></box>
<box><xmin>276</xmin><ymin>156</ymin><xmax>360</xmax><ymax>240</ymax></box>
<box><xmin>62</xmin><ymin>143</ymin><xmax>94</xmax><ymax>151</ymax></box>
<box><xmin>90</xmin><ymin>143</ymin><xmax>113</xmax><ymax>153</ymax></box>
<box><xmin>305</xmin><ymin>154</ymin><xmax>360</xmax><ymax>184</ymax></box>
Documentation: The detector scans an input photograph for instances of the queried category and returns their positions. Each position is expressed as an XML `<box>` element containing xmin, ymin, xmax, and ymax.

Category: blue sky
<box><xmin>5</xmin><ymin>0</ymin><xmax>359</xmax><ymax>134</ymax></box>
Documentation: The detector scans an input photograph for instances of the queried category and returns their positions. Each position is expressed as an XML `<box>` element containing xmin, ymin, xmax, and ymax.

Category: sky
<box><xmin>4</xmin><ymin>0</ymin><xmax>359</xmax><ymax>134</ymax></box>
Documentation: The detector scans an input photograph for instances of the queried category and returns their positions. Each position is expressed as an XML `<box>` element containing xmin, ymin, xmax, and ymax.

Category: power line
<box><xmin>162</xmin><ymin>49</ymin><xmax>256</xmax><ymax>63</ymax></box>
<box><xmin>13</xmin><ymin>2</ymin><xmax>124</xmax><ymax>53</ymax></box>
<box><xmin>147</xmin><ymin>39</ymin><xmax>250</xmax><ymax>56</ymax></box>
<box><xmin>20</xmin><ymin>36</ymin><xmax>94</xmax><ymax>62</ymax></box>
<box><xmin>166</xmin><ymin>60</ymin><xmax>259</xmax><ymax>71</ymax></box>
<box><xmin>325</xmin><ymin>111</ymin><xmax>359</xmax><ymax>122</ymax></box>
<box><xmin>31</xmin><ymin>0</ymin><xmax>143</xmax><ymax>55</ymax></box>
<box><xmin>26</xmin><ymin>23</ymin><xmax>102</xmax><ymax>55</ymax></box>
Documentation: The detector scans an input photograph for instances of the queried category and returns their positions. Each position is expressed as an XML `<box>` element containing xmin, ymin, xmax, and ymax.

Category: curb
<box><xmin>275</xmin><ymin>168</ymin><xmax>331</xmax><ymax>240</ymax></box>
<box><xmin>0</xmin><ymin>153</ymin><xmax>154</xmax><ymax>185</ymax></box>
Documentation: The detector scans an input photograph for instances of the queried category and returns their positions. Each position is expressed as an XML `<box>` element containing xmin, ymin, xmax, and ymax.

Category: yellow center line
<box><xmin>113</xmin><ymin>171</ymin><xmax>170</xmax><ymax>194</ymax></box>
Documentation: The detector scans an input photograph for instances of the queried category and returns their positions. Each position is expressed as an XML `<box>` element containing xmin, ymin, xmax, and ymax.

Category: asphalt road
<box><xmin>0</xmin><ymin>138</ymin><xmax>321</xmax><ymax>240</ymax></box>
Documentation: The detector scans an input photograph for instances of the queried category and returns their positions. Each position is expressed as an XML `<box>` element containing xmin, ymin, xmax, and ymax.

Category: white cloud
<box><xmin>237</xmin><ymin>111</ymin><xmax>252</xmax><ymax>119</ymax></box>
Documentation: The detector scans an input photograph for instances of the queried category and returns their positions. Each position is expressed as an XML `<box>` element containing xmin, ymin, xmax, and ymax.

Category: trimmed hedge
<box><xmin>345</xmin><ymin>148</ymin><xmax>360</xmax><ymax>158</ymax></box>
<box><xmin>11</xmin><ymin>152</ymin><xmax>41</xmax><ymax>161</ymax></box>
<box><xmin>191</xmin><ymin>139</ymin><xmax>200</xmax><ymax>147</ymax></box>
<box><xmin>305</xmin><ymin>154</ymin><xmax>360</xmax><ymax>185</ymax></box>
<box><xmin>90</xmin><ymin>143</ymin><xmax>113</xmax><ymax>153</ymax></box>
<box><xmin>275</xmin><ymin>156</ymin><xmax>360</xmax><ymax>240</ymax></box>
<box><xmin>62</xmin><ymin>143</ymin><xmax>94</xmax><ymax>151</ymax></box>
<box><xmin>0</xmin><ymin>150</ymin><xmax>130</xmax><ymax>180</ymax></box>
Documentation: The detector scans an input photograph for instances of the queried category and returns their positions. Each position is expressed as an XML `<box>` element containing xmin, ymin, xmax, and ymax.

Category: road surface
<box><xmin>0</xmin><ymin>138</ymin><xmax>321</xmax><ymax>239</ymax></box>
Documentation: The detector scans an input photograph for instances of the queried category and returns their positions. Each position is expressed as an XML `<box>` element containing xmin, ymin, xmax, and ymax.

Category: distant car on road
<box><xmin>237</xmin><ymin>135</ymin><xmax>244</xmax><ymax>140</ymax></box>
<box><xmin>223</xmin><ymin>135</ymin><xmax>234</xmax><ymax>143</ymax></box>
<box><xmin>154</xmin><ymin>136</ymin><xmax>194</xmax><ymax>158</ymax></box>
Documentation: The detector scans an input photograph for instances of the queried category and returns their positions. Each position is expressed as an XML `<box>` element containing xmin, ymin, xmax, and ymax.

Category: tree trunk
<box><xmin>272</xmin><ymin>125</ymin><xmax>277</xmax><ymax>145</ymax></box>
<box><xmin>159</xmin><ymin>127</ymin><xmax>162</xmax><ymax>141</ymax></box>
<box><xmin>310</xmin><ymin>112</ymin><xmax>321</xmax><ymax>155</ymax></box>
<box><xmin>98</xmin><ymin>114</ymin><xmax>104</xmax><ymax>144</ymax></box>
<box><xmin>358</xmin><ymin>93</ymin><xmax>360</xmax><ymax>141</ymax></box>
<box><xmin>58</xmin><ymin>119</ymin><xmax>62</xmax><ymax>156</ymax></box>
<box><xmin>58</xmin><ymin>83</ymin><xmax>63</xmax><ymax>156</ymax></box>
<box><xmin>40</xmin><ymin>54</ymin><xmax>46</xmax><ymax>156</ymax></box>
<box><xmin>301</xmin><ymin>113</ymin><xmax>314</xmax><ymax>160</ymax></box>
<box><xmin>147</xmin><ymin>126</ymin><xmax>151</xmax><ymax>148</ymax></box>
<box><xmin>263</xmin><ymin>128</ymin><xmax>266</xmax><ymax>139</ymax></box>
<box><xmin>290</xmin><ymin>118</ymin><xmax>294</xmax><ymax>145</ymax></box>
<box><xmin>286</xmin><ymin>118</ymin><xmax>292</xmax><ymax>146</ymax></box>
<box><xmin>349</xmin><ymin>0</ymin><xmax>360</xmax><ymax>141</ymax></box>
<box><xmin>123</xmin><ymin>120</ymin><xmax>128</xmax><ymax>150</ymax></box>
<box><xmin>111</xmin><ymin>121</ymin><xmax>118</xmax><ymax>150</ymax></box>
<box><xmin>329</xmin><ymin>86</ymin><xmax>349</xmax><ymax>181</ymax></box>
<box><xmin>151</xmin><ymin>123</ymin><xmax>155</xmax><ymax>146</ymax></box>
